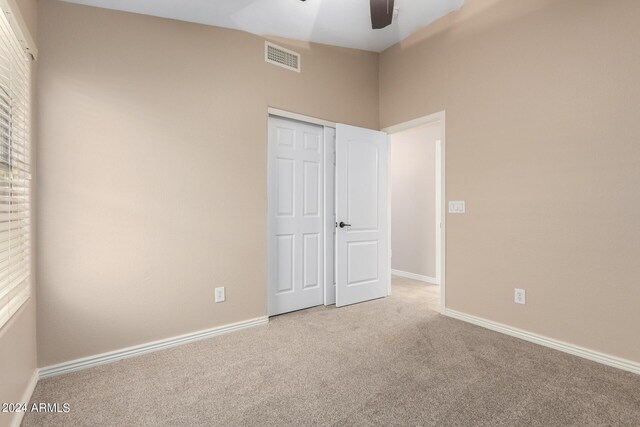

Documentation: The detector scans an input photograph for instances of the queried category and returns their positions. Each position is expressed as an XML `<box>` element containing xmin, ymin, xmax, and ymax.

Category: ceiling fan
<box><xmin>370</xmin><ymin>0</ymin><xmax>395</xmax><ymax>29</ymax></box>
<box><xmin>299</xmin><ymin>0</ymin><xmax>396</xmax><ymax>31</ymax></box>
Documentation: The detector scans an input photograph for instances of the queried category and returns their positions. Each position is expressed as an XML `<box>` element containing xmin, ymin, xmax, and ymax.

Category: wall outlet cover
<box><xmin>515</xmin><ymin>288</ymin><xmax>526</xmax><ymax>305</ymax></box>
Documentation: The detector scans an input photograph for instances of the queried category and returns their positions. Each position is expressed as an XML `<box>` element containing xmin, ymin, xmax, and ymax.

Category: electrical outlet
<box><xmin>514</xmin><ymin>288</ymin><xmax>526</xmax><ymax>305</ymax></box>
<box><xmin>215</xmin><ymin>287</ymin><xmax>225</xmax><ymax>303</ymax></box>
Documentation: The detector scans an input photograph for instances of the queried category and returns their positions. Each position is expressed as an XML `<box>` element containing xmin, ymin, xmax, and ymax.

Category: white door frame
<box><xmin>267</xmin><ymin>107</ymin><xmax>337</xmax><ymax>308</ymax></box>
<box><xmin>382</xmin><ymin>111</ymin><xmax>446</xmax><ymax>314</ymax></box>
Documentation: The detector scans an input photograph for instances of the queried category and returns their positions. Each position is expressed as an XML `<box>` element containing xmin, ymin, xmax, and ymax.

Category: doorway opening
<box><xmin>384</xmin><ymin>112</ymin><xmax>445</xmax><ymax>313</ymax></box>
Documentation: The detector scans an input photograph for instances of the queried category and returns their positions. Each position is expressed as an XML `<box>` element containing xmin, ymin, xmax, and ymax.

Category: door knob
<box><xmin>339</xmin><ymin>221</ymin><xmax>351</xmax><ymax>228</ymax></box>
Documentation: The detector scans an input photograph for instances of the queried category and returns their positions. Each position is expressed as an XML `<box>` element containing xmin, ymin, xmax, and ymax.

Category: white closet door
<box><xmin>268</xmin><ymin>116</ymin><xmax>324</xmax><ymax>316</ymax></box>
<box><xmin>335</xmin><ymin>124</ymin><xmax>389</xmax><ymax>307</ymax></box>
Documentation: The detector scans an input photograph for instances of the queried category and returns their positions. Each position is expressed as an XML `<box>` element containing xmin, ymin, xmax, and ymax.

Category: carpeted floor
<box><xmin>24</xmin><ymin>277</ymin><xmax>640</xmax><ymax>426</ymax></box>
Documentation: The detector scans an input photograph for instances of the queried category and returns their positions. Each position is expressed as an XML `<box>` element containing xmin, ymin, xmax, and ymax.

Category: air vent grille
<box><xmin>265</xmin><ymin>42</ymin><xmax>300</xmax><ymax>72</ymax></box>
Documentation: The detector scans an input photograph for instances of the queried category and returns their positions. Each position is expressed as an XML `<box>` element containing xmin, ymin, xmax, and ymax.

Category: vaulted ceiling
<box><xmin>61</xmin><ymin>0</ymin><xmax>465</xmax><ymax>52</ymax></box>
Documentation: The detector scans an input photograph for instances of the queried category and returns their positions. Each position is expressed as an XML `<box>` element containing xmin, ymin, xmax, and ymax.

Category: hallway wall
<box><xmin>390</xmin><ymin>122</ymin><xmax>440</xmax><ymax>280</ymax></box>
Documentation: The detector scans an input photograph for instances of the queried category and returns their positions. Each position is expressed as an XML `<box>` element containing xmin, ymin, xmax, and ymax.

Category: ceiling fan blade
<box><xmin>370</xmin><ymin>0</ymin><xmax>395</xmax><ymax>29</ymax></box>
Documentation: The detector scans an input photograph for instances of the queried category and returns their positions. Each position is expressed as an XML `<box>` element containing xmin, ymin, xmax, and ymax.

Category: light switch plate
<box><xmin>448</xmin><ymin>201</ymin><xmax>466</xmax><ymax>214</ymax></box>
<box><xmin>215</xmin><ymin>287</ymin><xmax>225</xmax><ymax>303</ymax></box>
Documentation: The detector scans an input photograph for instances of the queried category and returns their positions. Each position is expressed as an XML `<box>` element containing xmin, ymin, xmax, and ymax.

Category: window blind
<box><xmin>0</xmin><ymin>6</ymin><xmax>31</xmax><ymax>329</ymax></box>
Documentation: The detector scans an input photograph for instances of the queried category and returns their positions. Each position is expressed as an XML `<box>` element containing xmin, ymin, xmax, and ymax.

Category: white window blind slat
<box><xmin>0</xmin><ymin>6</ymin><xmax>31</xmax><ymax>330</ymax></box>
<box><xmin>0</xmin><ymin>298</ymin><xmax>9</xmax><ymax>327</ymax></box>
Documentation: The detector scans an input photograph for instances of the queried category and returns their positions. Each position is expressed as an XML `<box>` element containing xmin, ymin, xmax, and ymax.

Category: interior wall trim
<box><xmin>444</xmin><ymin>309</ymin><xmax>640</xmax><ymax>375</ymax></box>
<box><xmin>9</xmin><ymin>369</ymin><xmax>39</xmax><ymax>427</ymax></box>
<box><xmin>268</xmin><ymin>107</ymin><xmax>336</xmax><ymax>128</ymax></box>
<box><xmin>39</xmin><ymin>316</ymin><xmax>269</xmax><ymax>379</ymax></box>
<box><xmin>391</xmin><ymin>269</ymin><xmax>439</xmax><ymax>285</ymax></box>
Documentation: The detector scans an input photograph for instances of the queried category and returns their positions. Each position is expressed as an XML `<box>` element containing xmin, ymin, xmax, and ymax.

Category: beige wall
<box><xmin>36</xmin><ymin>0</ymin><xmax>378</xmax><ymax>367</ymax></box>
<box><xmin>380</xmin><ymin>0</ymin><xmax>640</xmax><ymax>362</ymax></box>
<box><xmin>0</xmin><ymin>1</ymin><xmax>38</xmax><ymax>426</ymax></box>
<box><xmin>390</xmin><ymin>123</ymin><xmax>439</xmax><ymax>278</ymax></box>
<box><xmin>34</xmin><ymin>0</ymin><xmax>640</xmax><ymax>369</ymax></box>
<box><xmin>0</xmin><ymin>305</ymin><xmax>37</xmax><ymax>427</ymax></box>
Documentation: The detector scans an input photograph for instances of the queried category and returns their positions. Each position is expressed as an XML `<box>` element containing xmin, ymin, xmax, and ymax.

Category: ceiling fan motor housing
<box><xmin>370</xmin><ymin>0</ymin><xmax>395</xmax><ymax>29</ymax></box>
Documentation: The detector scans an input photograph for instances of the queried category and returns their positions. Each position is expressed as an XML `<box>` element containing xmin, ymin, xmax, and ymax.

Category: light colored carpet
<box><xmin>25</xmin><ymin>277</ymin><xmax>640</xmax><ymax>426</ymax></box>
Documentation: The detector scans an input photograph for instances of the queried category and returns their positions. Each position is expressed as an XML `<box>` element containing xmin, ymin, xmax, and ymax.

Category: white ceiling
<box><xmin>61</xmin><ymin>0</ymin><xmax>465</xmax><ymax>52</ymax></box>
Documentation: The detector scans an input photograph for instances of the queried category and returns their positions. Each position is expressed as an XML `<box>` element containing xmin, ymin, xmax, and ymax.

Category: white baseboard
<box><xmin>391</xmin><ymin>269</ymin><xmax>439</xmax><ymax>285</ymax></box>
<box><xmin>9</xmin><ymin>369</ymin><xmax>39</xmax><ymax>427</ymax></box>
<box><xmin>39</xmin><ymin>316</ymin><xmax>269</xmax><ymax>379</ymax></box>
<box><xmin>444</xmin><ymin>309</ymin><xmax>640</xmax><ymax>375</ymax></box>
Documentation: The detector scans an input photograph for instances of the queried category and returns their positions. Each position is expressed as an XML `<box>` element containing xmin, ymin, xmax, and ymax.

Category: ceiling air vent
<box><xmin>265</xmin><ymin>42</ymin><xmax>301</xmax><ymax>72</ymax></box>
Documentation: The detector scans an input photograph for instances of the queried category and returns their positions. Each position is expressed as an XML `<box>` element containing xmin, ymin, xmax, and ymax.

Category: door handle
<box><xmin>339</xmin><ymin>221</ymin><xmax>351</xmax><ymax>228</ymax></box>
